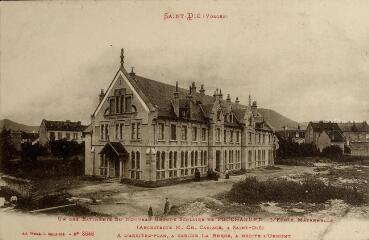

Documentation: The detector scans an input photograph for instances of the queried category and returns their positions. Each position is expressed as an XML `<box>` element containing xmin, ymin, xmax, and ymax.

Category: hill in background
<box><xmin>0</xmin><ymin>119</ymin><xmax>39</xmax><ymax>133</ymax></box>
<box><xmin>258</xmin><ymin>108</ymin><xmax>301</xmax><ymax>131</ymax></box>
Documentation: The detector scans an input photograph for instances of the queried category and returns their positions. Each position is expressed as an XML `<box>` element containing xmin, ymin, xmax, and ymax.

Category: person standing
<box><xmin>148</xmin><ymin>206</ymin><xmax>153</xmax><ymax>220</ymax></box>
<box><xmin>164</xmin><ymin>198</ymin><xmax>170</xmax><ymax>215</ymax></box>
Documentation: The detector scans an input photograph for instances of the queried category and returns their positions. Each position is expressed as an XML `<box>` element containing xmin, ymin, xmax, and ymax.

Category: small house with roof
<box><xmin>305</xmin><ymin>121</ymin><xmax>345</xmax><ymax>152</ymax></box>
<box><xmin>39</xmin><ymin>119</ymin><xmax>87</xmax><ymax>145</ymax></box>
<box><xmin>338</xmin><ymin>121</ymin><xmax>369</xmax><ymax>156</ymax></box>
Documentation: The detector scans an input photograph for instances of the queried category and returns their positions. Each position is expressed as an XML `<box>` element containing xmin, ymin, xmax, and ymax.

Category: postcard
<box><xmin>1</xmin><ymin>1</ymin><xmax>368</xmax><ymax>240</ymax></box>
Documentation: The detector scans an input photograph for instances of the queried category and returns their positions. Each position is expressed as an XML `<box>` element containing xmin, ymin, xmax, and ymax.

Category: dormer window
<box><xmin>217</xmin><ymin>110</ymin><xmax>222</xmax><ymax>121</ymax></box>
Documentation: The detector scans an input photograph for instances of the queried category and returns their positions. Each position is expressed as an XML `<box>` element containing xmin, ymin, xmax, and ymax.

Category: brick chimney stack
<box><xmin>235</xmin><ymin>97</ymin><xmax>240</xmax><ymax>104</ymax></box>
<box><xmin>199</xmin><ymin>84</ymin><xmax>205</xmax><ymax>94</ymax></box>
<box><xmin>226</xmin><ymin>94</ymin><xmax>231</xmax><ymax>103</ymax></box>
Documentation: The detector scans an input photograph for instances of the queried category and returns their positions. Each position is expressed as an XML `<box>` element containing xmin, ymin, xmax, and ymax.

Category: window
<box><xmin>115</xmin><ymin>123</ymin><xmax>119</xmax><ymax>140</ymax></box>
<box><xmin>49</xmin><ymin>132</ymin><xmax>55</xmax><ymax>141</ymax></box>
<box><xmin>217</xmin><ymin>110</ymin><xmax>221</xmax><ymax>121</ymax></box>
<box><xmin>131</xmin><ymin>123</ymin><xmax>141</xmax><ymax>140</ymax></box>
<box><xmin>115</xmin><ymin>96</ymin><xmax>120</xmax><ymax>113</ymax></box>
<box><xmin>192</xmin><ymin>127</ymin><xmax>197</xmax><ymax>141</ymax></box>
<box><xmin>110</xmin><ymin>98</ymin><xmax>116</xmax><ymax>114</ymax></box>
<box><xmin>258</xmin><ymin>133</ymin><xmax>261</xmax><ymax>144</ymax></box>
<box><xmin>174</xmin><ymin>151</ymin><xmax>177</xmax><ymax>168</ymax></box>
<box><xmin>131</xmin><ymin>151</ymin><xmax>135</xmax><ymax>169</ymax></box>
<box><xmin>161</xmin><ymin>152</ymin><xmax>165</xmax><ymax>170</ymax></box>
<box><xmin>169</xmin><ymin>151</ymin><xmax>173</xmax><ymax>168</ymax></box>
<box><xmin>130</xmin><ymin>123</ymin><xmax>136</xmax><ymax>139</ymax></box>
<box><xmin>137</xmin><ymin>123</ymin><xmax>141</xmax><ymax>139</ymax></box>
<box><xmin>66</xmin><ymin>133</ymin><xmax>71</xmax><ymax>140</ymax></box>
<box><xmin>224</xmin><ymin>130</ymin><xmax>227</xmax><ymax>143</ymax></box>
<box><xmin>216</xmin><ymin>128</ymin><xmax>221</xmax><ymax>142</ymax></box>
<box><xmin>195</xmin><ymin>151</ymin><xmax>198</xmax><ymax>166</ymax></box>
<box><xmin>125</xmin><ymin>96</ymin><xmax>132</xmax><ymax>112</ymax></box>
<box><xmin>73</xmin><ymin>133</ymin><xmax>78</xmax><ymax>140</ymax></box>
<box><xmin>191</xmin><ymin>151</ymin><xmax>194</xmax><ymax>167</ymax></box>
<box><xmin>236</xmin><ymin>131</ymin><xmax>240</xmax><ymax>143</ymax></box>
<box><xmin>57</xmin><ymin>132</ymin><xmax>62</xmax><ymax>140</ymax></box>
<box><xmin>120</xmin><ymin>95</ymin><xmax>125</xmax><ymax>113</ymax></box>
<box><xmin>230</xmin><ymin>130</ymin><xmax>233</xmax><ymax>143</ymax></box>
<box><xmin>201</xmin><ymin>128</ymin><xmax>206</xmax><ymax>141</ymax></box>
<box><xmin>131</xmin><ymin>151</ymin><xmax>141</xmax><ymax>179</ymax></box>
<box><xmin>158</xmin><ymin>123</ymin><xmax>164</xmax><ymax>140</ymax></box>
<box><xmin>248</xmin><ymin>132</ymin><xmax>252</xmax><ymax>144</ymax></box>
<box><xmin>262</xmin><ymin>134</ymin><xmax>265</xmax><ymax>144</ymax></box>
<box><xmin>119</xmin><ymin>123</ymin><xmax>124</xmax><ymax>140</ymax></box>
<box><xmin>100</xmin><ymin>123</ymin><xmax>109</xmax><ymax>141</ymax></box>
<box><xmin>181</xmin><ymin>151</ymin><xmax>184</xmax><ymax>168</ymax></box>
<box><xmin>170</xmin><ymin>124</ymin><xmax>177</xmax><ymax>141</ymax></box>
<box><xmin>181</xmin><ymin>126</ymin><xmax>187</xmax><ymax>140</ymax></box>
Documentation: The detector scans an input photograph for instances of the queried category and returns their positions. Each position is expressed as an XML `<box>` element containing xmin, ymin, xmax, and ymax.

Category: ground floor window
<box><xmin>130</xmin><ymin>151</ymin><xmax>141</xmax><ymax>179</ymax></box>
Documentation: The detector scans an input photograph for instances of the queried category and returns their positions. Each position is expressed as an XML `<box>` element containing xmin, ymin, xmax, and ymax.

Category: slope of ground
<box><xmin>258</xmin><ymin>108</ymin><xmax>300</xmax><ymax>130</ymax></box>
<box><xmin>0</xmin><ymin>119</ymin><xmax>39</xmax><ymax>133</ymax></box>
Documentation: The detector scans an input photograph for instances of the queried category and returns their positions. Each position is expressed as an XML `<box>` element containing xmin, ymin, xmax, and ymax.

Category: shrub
<box><xmin>228</xmin><ymin>177</ymin><xmax>365</xmax><ymax>205</ymax></box>
<box><xmin>50</xmin><ymin>139</ymin><xmax>84</xmax><ymax>159</ymax></box>
<box><xmin>321</xmin><ymin>145</ymin><xmax>343</xmax><ymax>159</ymax></box>
<box><xmin>276</xmin><ymin>138</ymin><xmax>319</xmax><ymax>159</ymax></box>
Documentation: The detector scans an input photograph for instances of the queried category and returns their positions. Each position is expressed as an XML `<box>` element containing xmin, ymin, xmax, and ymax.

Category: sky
<box><xmin>1</xmin><ymin>0</ymin><xmax>369</xmax><ymax>126</ymax></box>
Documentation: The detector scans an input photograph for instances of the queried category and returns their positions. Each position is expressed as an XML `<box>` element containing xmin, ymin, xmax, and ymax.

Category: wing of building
<box><xmin>84</xmin><ymin>49</ymin><xmax>278</xmax><ymax>186</ymax></box>
<box><xmin>338</xmin><ymin>121</ymin><xmax>369</xmax><ymax>156</ymax></box>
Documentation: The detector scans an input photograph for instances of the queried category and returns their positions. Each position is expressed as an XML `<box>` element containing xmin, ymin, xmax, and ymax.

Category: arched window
<box><xmin>156</xmin><ymin>151</ymin><xmax>160</xmax><ymax>170</ymax></box>
<box><xmin>131</xmin><ymin>151</ymin><xmax>135</xmax><ymax>169</ymax></box>
<box><xmin>204</xmin><ymin>151</ymin><xmax>207</xmax><ymax>165</ymax></box>
<box><xmin>169</xmin><ymin>151</ymin><xmax>173</xmax><ymax>169</ymax></box>
<box><xmin>195</xmin><ymin>151</ymin><xmax>198</xmax><ymax>166</ymax></box>
<box><xmin>200</xmin><ymin>151</ymin><xmax>203</xmax><ymax>166</ymax></box>
<box><xmin>161</xmin><ymin>152</ymin><xmax>165</xmax><ymax>169</ymax></box>
<box><xmin>174</xmin><ymin>151</ymin><xmax>177</xmax><ymax>168</ymax></box>
<box><xmin>191</xmin><ymin>151</ymin><xmax>194</xmax><ymax>167</ymax></box>
<box><xmin>181</xmin><ymin>151</ymin><xmax>184</xmax><ymax>168</ymax></box>
<box><xmin>185</xmin><ymin>151</ymin><xmax>188</xmax><ymax>167</ymax></box>
<box><xmin>136</xmin><ymin>151</ymin><xmax>140</xmax><ymax>169</ymax></box>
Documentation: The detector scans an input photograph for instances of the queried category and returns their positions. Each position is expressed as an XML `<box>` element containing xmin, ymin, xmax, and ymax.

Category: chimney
<box><xmin>235</xmin><ymin>97</ymin><xmax>240</xmax><ymax>104</ymax></box>
<box><xmin>219</xmin><ymin>89</ymin><xmax>223</xmax><ymax>99</ymax></box>
<box><xmin>251</xmin><ymin>100</ymin><xmax>257</xmax><ymax>116</ymax></box>
<box><xmin>226</xmin><ymin>94</ymin><xmax>231</xmax><ymax>103</ymax></box>
<box><xmin>129</xmin><ymin>67</ymin><xmax>136</xmax><ymax>80</ymax></box>
<box><xmin>173</xmin><ymin>81</ymin><xmax>180</xmax><ymax>116</ymax></box>
<box><xmin>199</xmin><ymin>84</ymin><xmax>205</xmax><ymax>94</ymax></box>
<box><xmin>99</xmin><ymin>89</ymin><xmax>105</xmax><ymax>103</ymax></box>
<box><xmin>190</xmin><ymin>82</ymin><xmax>196</xmax><ymax>93</ymax></box>
<box><xmin>120</xmin><ymin>48</ymin><xmax>124</xmax><ymax>68</ymax></box>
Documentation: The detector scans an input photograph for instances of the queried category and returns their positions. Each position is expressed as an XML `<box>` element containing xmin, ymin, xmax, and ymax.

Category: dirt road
<box><xmin>67</xmin><ymin>165</ymin><xmax>314</xmax><ymax>216</ymax></box>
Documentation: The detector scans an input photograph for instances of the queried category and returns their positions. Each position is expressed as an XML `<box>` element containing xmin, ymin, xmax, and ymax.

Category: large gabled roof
<box><xmin>42</xmin><ymin>119</ymin><xmax>87</xmax><ymax>132</ymax></box>
<box><xmin>338</xmin><ymin>121</ymin><xmax>369</xmax><ymax>133</ymax></box>
<box><xmin>309</xmin><ymin>121</ymin><xmax>341</xmax><ymax>133</ymax></box>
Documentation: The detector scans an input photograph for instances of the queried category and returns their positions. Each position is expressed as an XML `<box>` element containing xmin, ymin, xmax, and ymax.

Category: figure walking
<box><xmin>164</xmin><ymin>198</ymin><xmax>170</xmax><ymax>215</ymax></box>
<box><xmin>148</xmin><ymin>206</ymin><xmax>153</xmax><ymax>220</ymax></box>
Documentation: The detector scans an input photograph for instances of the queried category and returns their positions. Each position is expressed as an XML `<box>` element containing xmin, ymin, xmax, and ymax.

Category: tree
<box><xmin>0</xmin><ymin>127</ymin><xmax>18</xmax><ymax>171</ymax></box>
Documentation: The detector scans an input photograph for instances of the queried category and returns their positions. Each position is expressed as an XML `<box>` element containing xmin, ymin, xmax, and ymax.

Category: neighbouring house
<box><xmin>276</xmin><ymin>125</ymin><xmax>305</xmax><ymax>144</ymax></box>
<box><xmin>83</xmin><ymin>49</ymin><xmax>278</xmax><ymax>185</ymax></box>
<box><xmin>305</xmin><ymin>121</ymin><xmax>345</xmax><ymax>152</ymax></box>
<box><xmin>10</xmin><ymin>130</ymin><xmax>22</xmax><ymax>151</ymax></box>
<box><xmin>21</xmin><ymin>132</ymin><xmax>39</xmax><ymax>144</ymax></box>
<box><xmin>39</xmin><ymin>119</ymin><xmax>87</xmax><ymax>146</ymax></box>
<box><xmin>338</xmin><ymin>121</ymin><xmax>369</xmax><ymax>156</ymax></box>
